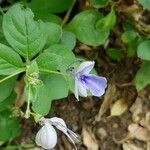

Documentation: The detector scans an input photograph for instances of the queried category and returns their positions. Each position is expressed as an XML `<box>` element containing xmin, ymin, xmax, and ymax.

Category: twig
<box><xmin>61</xmin><ymin>0</ymin><xmax>77</xmax><ymax>27</ymax></box>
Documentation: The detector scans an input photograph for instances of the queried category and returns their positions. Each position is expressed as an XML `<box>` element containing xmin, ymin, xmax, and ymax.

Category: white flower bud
<box><xmin>35</xmin><ymin>121</ymin><xmax>57</xmax><ymax>149</ymax></box>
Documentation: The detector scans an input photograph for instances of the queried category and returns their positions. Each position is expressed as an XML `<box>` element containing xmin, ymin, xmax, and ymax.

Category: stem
<box><xmin>25</xmin><ymin>85</ymin><xmax>31</xmax><ymax>118</ymax></box>
<box><xmin>39</xmin><ymin>68</ymin><xmax>68</xmax><ymax>77</ymax></box>
<box><xmin>61</xmin><ymin>0</ymin><xmax>77</xmax><ymax>27</ymax></box>
<box><xmin>0</xmin><ymin>69</ymin><xmax>25</xmax><ymax>84</ymax></box>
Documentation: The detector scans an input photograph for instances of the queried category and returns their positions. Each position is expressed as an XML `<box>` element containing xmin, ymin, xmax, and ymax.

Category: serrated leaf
<box><xmin>135</xmin><ymin>62</ymin><xmax>150</xmax><ymax>91</ymax></box>
<box><xmin>3</xmin><ymin>4</ymin><xmax>47</xmax><ymax>60</ymax></box>
<box><xmin>0</xmin><ymin>110</ymin><xmax>20</xmax><ymax>141</ymax></box>
<box><xmin>66</xmin><ymin>10</ymin><xmax>109</xmax><ymax>46</ymax></box>
<box><xmin>0</xmin><ymin>76</ymin><xmax>17</xmax><ymax>102</ymax></box>
<box><xmin>137</xmin><ymin>40</ymin><xmax>150</xmax><ymax>61</ymax></box>
<box><xmin>60</xmin><ymin>31</ymin><xmax>76</xmax><ymax>50</ymax></box>
<box><xmin>0</xmin><ymin>43</ymin><xmax>24</xmax><ymax>75</ymax></box>
<box><xmin>29</xmin><ymin>0</ymin><xmax>74</xmax><ymax>13</ymax></box>
<box><xmin>32</xmin><ymin>74</ymin><xmax>69</xmax><ymax>115</ymax></box>
<box><xmin>45</xmin><ymin>44</ymin><xmax>76</xmax><ymax>71</ymax></box>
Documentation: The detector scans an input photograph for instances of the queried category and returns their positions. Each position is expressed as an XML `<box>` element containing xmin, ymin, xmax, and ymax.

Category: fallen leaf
<box><xmin>128</xmin><ymin>123</ymin><xmax>150</xmax><ymax>142</ymax></box>
<box><xmin>96</xmin><ymin>83</ymin><xmax>117</xmax><ymax>121</ymax></box>
<box><xmin>122</xmin><ymin>142</ymin><xmax>144</xmax><ymax>150</ymax></box>
<box><xmin>111</xmin><ymin>98</ymin><xmax>128</xmax><ymax>116</ymax></box>
<box><xmin>82</xmin><ymin>127</ymin><xmax>99</xmax><ymax>150</ymax></box>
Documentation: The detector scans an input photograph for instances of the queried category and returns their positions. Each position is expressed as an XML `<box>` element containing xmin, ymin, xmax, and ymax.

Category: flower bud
<box><xmin>35</xmin><ymin>121</ymin><xmax>57</xmax><ymax>149</ymax></box>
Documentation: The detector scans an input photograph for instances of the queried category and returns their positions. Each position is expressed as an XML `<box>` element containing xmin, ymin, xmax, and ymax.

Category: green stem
<box><xmin>61</xmin><ymin>0</ymin><xmax>77</xmax><ymax>27</ymax></box>
<box><xmin>25</xmin><ymin>85</ymin><xmax>31</xmax><ymax>118</ymax></box>
<box><xmin>39</xmin><ymin>68</ymin><xmax>68</xmax><ymax>77</ymax></box>
<box><xmin>0</xmin><ymin>69</ymin><xmax>25</xmax><ymax>84</ymax></box>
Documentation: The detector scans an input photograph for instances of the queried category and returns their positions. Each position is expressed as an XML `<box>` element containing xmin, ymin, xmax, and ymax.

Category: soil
<box><xmin>13</xmin><ymin>54</ymin><xmax>150</xmax><ymax>150</ymax></box>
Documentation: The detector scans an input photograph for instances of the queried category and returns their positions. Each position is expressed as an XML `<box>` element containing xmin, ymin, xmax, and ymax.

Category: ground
<box><xmin>15</xmin><ymin>54</ymin><xmax>150</xmax><ymax>150</ymax></box>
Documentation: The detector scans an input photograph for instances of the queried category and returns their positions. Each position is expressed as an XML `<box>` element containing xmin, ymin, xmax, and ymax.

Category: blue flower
<box><xmin>68</xmin><ymin>61</ymin><xmax>107</xmax><ymax>100</ymax></box>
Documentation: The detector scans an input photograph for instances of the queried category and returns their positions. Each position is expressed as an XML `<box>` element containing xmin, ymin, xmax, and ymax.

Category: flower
<box><xmin>67</xmin><ymin>61</ymin><xmax>107</xmax><ymax>100</ymax></box>
<box><xmin>35</xmin><ymin>117</ymin><xmax>80</xmax><ymax>150</ymax></box>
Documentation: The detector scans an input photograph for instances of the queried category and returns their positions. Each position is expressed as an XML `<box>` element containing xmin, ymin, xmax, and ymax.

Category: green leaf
<box><xmin>138</xmin><ymin>0</ymin><xmax>150</xmax><ymax>10</ymax></box>
<box><xmin>90</xmin><ymin>0</ymin><xmax>108</xmax><ymax>8</ymax></box>
<box><xmin>121</xmin><ymin>31</ymin><xmax>137</xmax><ymax>44</ymax></box>
<box><xmin>32</xmin><ymin>74</ymin><xmax>69</xmax><ymax>115</ymax></box>
<box><xmin>34</xmin><ymin>11</ymin><xmax>62</xmax><ymax>24</ymax></box>
<box><xmin>106</xmin><ymin>48</ymin><xmax>121</xmax><ymax>61</ymax></box>
<box><xmin>137</xmin><ymin>40</ymin><xmax>150</xmax><ymax>61</ymax></box>
<box><xmin>0</xmin><ymin>110</ymin><xmax>20</xmax><ymax>141</ymax></box>
<box><xmin>29</xmin><ymin>0</ymin><xmax>74</xmax><ymax>13</ymax></box>
<box><xmin>26</xmin><ymin>61</ymin><xmax>39</xmax><ymax>76</ymax></box>
<box><xmin>96</xmin><ymin>8</ymin><xmax>116</xmax><ymax>30</ymax></box>
<box><xmin>3</xmin><ymin>4</ymin><xmax>47</xmax><ymax>60</ymax></box>
<box><xmin>37</xmin><ymin>53</ymin><xmax>62</xmax><ymax>71</ymax></box>
<box><xmin>135</xmin><ymin>62</ymin><xmax>150</xmax><ymax>91</ymax></box>
<box><xmin>0</xmin><ymin>92</ymin><xmax>16</xmax><ymax>112</ymax></box>
<box><xmin>45</xmin><ymin>44</ymin><xmax>76</xmax><ymax>71</ymax></box>
<box><xmin>0</xmin><ymin>16</ymin><xmax>7</xmax><ymax>44</ymax></box>
<box><xmin>45</xmin><ymin>22</ymin><xmax>62</xmax><ymax>47</ymax></box>
<box><xmin>60</xmin><ymin>31</ymin><xmax>76</xmax><ymax>50</ymax></box>
<box><xmin>0</xmin><ymin>43</ymin><xmax>24</xmax><ymax>75</ymax></box>
<box><xmin>0</xmin><ymin>76</ymin><xmax>17</xmax><ymax>102</ymax></box>
<box><xmin>66</xmin><ymin>10</ymin><xmax>109</xmax><ymax>46</ymax></box>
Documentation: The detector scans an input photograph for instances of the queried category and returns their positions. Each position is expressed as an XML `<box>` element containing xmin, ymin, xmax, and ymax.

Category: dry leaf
<box><xmin>122</xmin><ymin>142</ymin><xmax>144</xmax><ymax>150</ymax></box>
<box><xmin>128</xmin><ymin>123</ymin><xmax>150</xmax><ymax>142</ymax></box>
<box><xmin>96</xmin><ymin>83</ymin><xmax>117</xmax><ymax>121</ymax></box>
<box><xmin>130</xmin><ymin>97</ymin><xmax>143</xmax><ymax>123</ymax></box>
<box><xmin>82</xmin><ymin>127</ymin><xmax>99</xmax><ymax>150</ymax></box>
<box><xmin>111</xmin><ymin>99</ymin><xmax>128</xmax><ymax>116</ymax></box>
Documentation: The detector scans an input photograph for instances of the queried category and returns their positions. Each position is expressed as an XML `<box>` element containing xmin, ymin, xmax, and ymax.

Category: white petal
<box><xmin>77</xmin><ymin>61</ymin><xmax>95</xmax><ymax>75</ymax></box>
<box><xmin>35</xmin><ymin>121</ymin><xmax>57</xmax><ymax>149</ymax></box>
<box><xmin>48</xmin><ymin>117</ymin><xmax>67</xmax><ymax>133</ymax></box>
<box><xmin>47</xmin><ymin>117</ymin><xmax>80</xmax><ymax>150</ymax></box>
<box><xmin>78</xmin><ymin>80</ymin><xmax>87</xmax><ymax>97</ymax></box>
<box><xmin>74</xmin><ymin>79</ymin><xmax>79</xmax><ymax>101</ymax></box>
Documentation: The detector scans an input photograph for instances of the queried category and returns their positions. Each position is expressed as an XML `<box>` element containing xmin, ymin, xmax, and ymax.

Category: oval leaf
<box><xmin>3</xmin><ymin>4</ymin><xmax>47</xmax><ymax>60</ymax></box>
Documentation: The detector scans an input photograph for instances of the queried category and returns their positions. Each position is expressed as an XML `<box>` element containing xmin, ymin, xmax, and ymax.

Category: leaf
<box><xmin>138</xmin><ymin>0</ymin><xmax>150</xmax><ymax>10</ymax></box>
<box><xmin>0</xmin><ymin>110</ymin><xmax>20</xmax><ymax>141</ymax></box>
<box><xmin>0</xmin><ymin>92</ymin><xmax>16</xmax><ymax>112</ymax></box>
<box><xmin>0</xmin><ymin>16</ymin><xmax>7</xmax><ymax>44</ymax></box>
<box><xmin>34</xmin><ymin>11</ymin><xmax>62</xmax><ymax>24</ymax></box>
<box><xmin>32</xmin><ymin>74</ymin><xmax>69</xmax><ymax>115</ymax></box>
<box><xmin>137</xmin><ymin>40</ymin><xmax>150</xmax><ymax>61</ymax></box>
<box><xmin>37</xmin><ymin>53</ymin><xmax>62</xmax><ymax>71</ymax></box>
<box><xmin>66</xmin><ymin>10</ymin><xmax>109</xmax><ymax>46</ymax></box>
<box><xmin>90</xmin><ymin>0</ymin><xmax>108</xmax><ymax>8</ymax></box>
<box><xmin>45</xmin><ymin>22</ymin><xmax>62</xmax><ymax>47</ymax></box>
<box><xmin>3</xmin><ymin>4</ymin><xmax>47</xmax><ymax>60</ymax></box>
<box><xmin>0</xmin><ymin>43</ymin><xmax>24</xmax><ymax>75</ymax></box>
<box><xmin>106</xmin><ymin>48</ymin><xmax>121</xmax><ymax>61</ymax></box>
<box><xmin>121</xmin><ymin>31</ymin><xmax>137</xmax><ymax>44</ymax></box>
<box><xmin>29</xmin><ymin>0</ymin><xmax>74</xmax><ymax>13</ymax></box>
<box><xmin>96</xmin><ymin>8</ymin><xmax>116</xmax><ymax>30</ymax></box>
<box><xmin>0</xmin><ymin>76</ymin><xmax>17</xmax><ymax>102</ymax></box>
<box><xmin>60</xmin><ymin>31</ymin><xmax>76</xmax><ymax>50</ymax></box>
<box><xmin>110</xmin><ymin>99</ymin><xmax>128</xmax><ymax>116</ymax></box>
<box><xmin>135</xmin><ymin>62</ymin><xmax>150</xmax><ymax>91</ymax></box>
<box><xmin>45</xmin><ymin>44</ymin><xmax>76</xmax><ymax>71</ymax></box>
